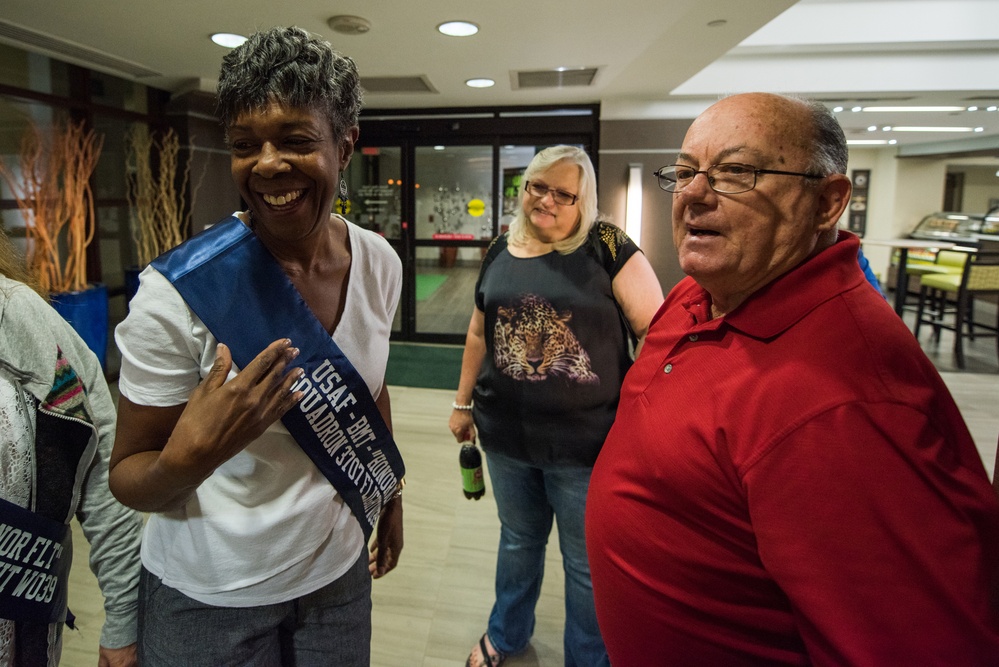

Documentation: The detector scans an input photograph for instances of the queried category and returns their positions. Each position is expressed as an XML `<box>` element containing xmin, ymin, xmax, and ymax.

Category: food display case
<box><xmin>909</xmin><ymin>211</ymin><xmax>999</xmax><ymax>249</ymax></box>
<box><xmin>884</xmin><ymin>212</ymin><xmax>999</xmax><ymax>294</ymax></box>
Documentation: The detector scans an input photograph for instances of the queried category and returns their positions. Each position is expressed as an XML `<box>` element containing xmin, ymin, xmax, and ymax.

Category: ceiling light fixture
<box><xmin>889</xmin><ymin>126</ymin><xmax>979</xmax><ymax>132</ymax></box>
<box><xmin>327</xmin><ymin>15</ymin><xmax>372</xmax><ymax>35</ymax></box>
<box><xmin>438</xmin><ymin>21</ymin><xmax>479</xmax><ymax>37</ymax></box>
<box><xmin>211</xmin><ymin>33</ymin><xmax>247</xmax><ymax>48</ymax></box>
<box><xmin>860</xmin><ymin>106</ymin><xmax>966</xmax><ymax>113</ymax></box>
<box><xmin>847</xmin><ymin>139</ymin><xmax>891</xmax><ymax>145</ymax></box>
<box><xmin>465</xmin><ymin>78</ymin><xmax>495</xmax><ymax>88</ymax></box>
<box><xmin>833</xmin><ymin>106</ymin><xmax>844</xmax><ymax>113</ymax></box>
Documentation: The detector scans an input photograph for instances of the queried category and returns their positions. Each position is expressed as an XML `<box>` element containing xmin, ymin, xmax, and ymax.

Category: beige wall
<box><xmin>844</xmin><ymin>147</ymin><xmax>948</xmax><ymax>279</ymax></box>
<box><xmin>598</xmin><ymin>118</ymin><xmax>691</xmax><ymax>295</ymax></box>
<box><xmin>166</xmin><ymin>91</ymin><xmax>242</xmax><ymax>234</ymax></box>
<box><xmin>952</xmin><ymin>165</ymin><xmax>999</xmax><ymax>213</ymax></box>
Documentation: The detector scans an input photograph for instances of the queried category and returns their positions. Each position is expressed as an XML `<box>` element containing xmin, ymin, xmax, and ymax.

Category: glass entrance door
<box><xmin>412</xmin><ymin>145</ymin><xmax>493</xmax><ymax>338</ymax></box>
<box><xmin>348</xmin><ymin>124</ymin><xmax>594</xmax><ymax>344</ymax></box>
<box><xmin>341</xmin><ymin>145</ymin><xmax>405</xmax><ymax>334</ymax></box>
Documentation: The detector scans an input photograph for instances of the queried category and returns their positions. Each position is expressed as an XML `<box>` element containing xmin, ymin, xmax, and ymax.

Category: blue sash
<box><xmin>0</xmin><ymin>497</ymin><xmax>71</xmax><ymax>623</ymax></box>
<box><xmin>151</xmin><ymin>217</ymin><xmax>404</xmax><ymax>539</ymax></box>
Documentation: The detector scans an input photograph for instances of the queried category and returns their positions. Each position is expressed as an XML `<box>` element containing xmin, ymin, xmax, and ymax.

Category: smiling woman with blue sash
<box><xmin>109</xmin><ymin>27</ymin><xmax>404</xmax><ymax>667</ymax></box>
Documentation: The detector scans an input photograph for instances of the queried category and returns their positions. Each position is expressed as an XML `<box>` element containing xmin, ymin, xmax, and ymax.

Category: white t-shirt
<box><xmin>116</xmin><ymin>217</ymin><xmax>401</xmax><ymax>607</ymax></box>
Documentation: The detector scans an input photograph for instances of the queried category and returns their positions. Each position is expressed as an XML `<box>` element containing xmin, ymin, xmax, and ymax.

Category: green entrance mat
<box><xmin>386</xmin><ymin>342</ymin><xmax>462</xmax><ymax>389</ymax></box>
<box><xmin>416</xmin><ymin>273</ymin><xmax>448</xmax><ymax>301</ymax></box>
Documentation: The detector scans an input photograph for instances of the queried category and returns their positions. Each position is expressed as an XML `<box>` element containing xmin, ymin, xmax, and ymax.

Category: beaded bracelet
<box><xmin>452</xmin><ymin>401</ymin><xmax>473</xmax><ymax>411</ymax></box>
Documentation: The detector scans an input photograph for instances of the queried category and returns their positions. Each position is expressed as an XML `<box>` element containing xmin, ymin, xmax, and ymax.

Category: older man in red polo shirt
<box><xmin>586</xmin><ymin>93</ymin><xmax>999</xmax><ymax>666</ymax></box>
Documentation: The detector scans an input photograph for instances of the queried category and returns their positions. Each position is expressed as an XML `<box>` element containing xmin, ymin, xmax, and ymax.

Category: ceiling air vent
<box><xmin>360</xmin><ymin>76</ymin><xmax>437</xmax><ymax>94</ymax></box>
<box><xmin>0</xmin><ymin>19</ymin><xmax>160</xmax><ymax>78</ymax></box>
<box><xmin>513</xmin><ymin>67</ymin><xmax>598</xmax><ymax>90</ymax></box>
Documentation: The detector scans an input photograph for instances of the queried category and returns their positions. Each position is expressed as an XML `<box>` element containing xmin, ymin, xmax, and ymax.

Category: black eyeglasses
<box><xmin>655</xmin><ymin>163</ymin><xmax>825</xmax><ymax>194</ymax></box>
<box><xmin>524</xmin><ymin>181</ymin><xmax>578</xmax><ymax>206</ymax></box>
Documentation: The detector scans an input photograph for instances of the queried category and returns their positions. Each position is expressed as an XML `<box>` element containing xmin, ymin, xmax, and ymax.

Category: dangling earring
<box><xmin>335</xmin><ymin>177</ymin><xmax>349</xmax><ymax>216</ymax></box>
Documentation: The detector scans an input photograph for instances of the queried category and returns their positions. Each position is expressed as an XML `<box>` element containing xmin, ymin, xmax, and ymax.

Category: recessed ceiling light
<box><xmin>968</xmin><ymin>106</ymin><xmax>979</xmax><ymax>112</ymax></box>
<box><xmin>867</xmin><ymin>126</ymin><xmax>877</xmax><ymax>132</ymax></box>
<box><xmin>438</xmin><ymin>21</ymin><xmax>479</xmax><ymax>37</ymax></box>
<box><xmin>465</xmin><ymin>78</ymin><xmax>495</xmax><ymax>88</ymax></box>
<box><xmin>327</xmin><ymin>15</ymin><xmax>372</xmax><ymax>35</ymax></box>
<box><xmin>833</xmin><ymin>106</ymin><xmax>844</xmax><ymax>113</ymax></box>
<box><xmin>211</xmin><ymin>33</ymin><xmax>247</xmax><ymax>48</ymax></box>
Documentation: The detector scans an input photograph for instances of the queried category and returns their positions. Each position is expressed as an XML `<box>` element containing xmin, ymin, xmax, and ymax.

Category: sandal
<box><xmin>465</xmin><ymin>633</ymin><xmax>506</xmax><ymax>667</ymax></box>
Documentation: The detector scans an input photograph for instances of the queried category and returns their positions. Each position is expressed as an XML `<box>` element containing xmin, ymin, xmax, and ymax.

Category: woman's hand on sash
<box><xmin>163</xmin><ymin>339</ymin><xmax>304</xmax><ymax>475</ymax></box>
<box><xmin>369</xmin><ymin>496</ymin><xmax>403</xmax><ymax>578</ymax></box>
<box><xmin>110</xmin><ymin>339</ymin><xmax>304</xmax><ymax>512</ymax></box>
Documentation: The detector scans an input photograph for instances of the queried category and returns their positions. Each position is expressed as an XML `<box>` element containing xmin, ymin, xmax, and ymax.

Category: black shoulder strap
<box><xmin>481</xmin><ymin>233</ymin><xmax>506</xmax><ymax>272</ymax></box>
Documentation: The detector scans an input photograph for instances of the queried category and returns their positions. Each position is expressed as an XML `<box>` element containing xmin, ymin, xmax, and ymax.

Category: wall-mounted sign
<box><xmin>432</xmin><ymin>232</ymin><xmax>475</xmax><ymax>240</ymax></box>
<box><xmin>848</xmin><ymin>169</ymin><xmax>870</xmax><ymax>237</ymax></box>
<box><xmin>467</xmin><ymin>198</ymin><xmax>486</xmax><ymax>217</ymax></box>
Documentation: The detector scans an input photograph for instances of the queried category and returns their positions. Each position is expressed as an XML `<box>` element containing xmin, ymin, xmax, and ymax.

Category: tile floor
<box><xmin>58</xmin><ymin>312</ymin><xmax>999</xmax><ymax>666</ymax></box>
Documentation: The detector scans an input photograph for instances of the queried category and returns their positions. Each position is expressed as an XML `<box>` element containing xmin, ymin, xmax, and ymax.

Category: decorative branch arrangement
<box><xmin>434</xmin><ymin>184</ymin><xmax>465</xmax><ymax>233</ymax></box>
<box><xmin>0</xmin><ymin>120</ymin><xmax>103</xmax><ymax>294</ymax></box>
<box><xmin>125</xmin><ymin>126</ymin><xmax>192</xmax><ymax>267</ymax></box>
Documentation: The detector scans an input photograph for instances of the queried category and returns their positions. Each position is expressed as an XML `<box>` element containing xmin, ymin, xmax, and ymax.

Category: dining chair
<box><xmin>914</xmin><ymin>250</ymin><xmax>999</xmax><ymax>369</ymax></box>
<box><xmin>903</xmin><ymin>249</ymin><xmax>969</xmax><ymax>310</ymax></box>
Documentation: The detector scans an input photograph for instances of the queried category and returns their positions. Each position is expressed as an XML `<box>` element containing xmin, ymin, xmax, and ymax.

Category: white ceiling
<box><xmin>1</xmin><ymin>0</ymin><xmax>998</xmax><ymax>154</ymax></box>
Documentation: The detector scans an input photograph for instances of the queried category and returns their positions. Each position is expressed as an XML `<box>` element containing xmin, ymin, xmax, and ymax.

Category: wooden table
<box><xmin>860</xmin><ymin>238</ymin><xmax>956</xmax><ymax>316</ymax></box>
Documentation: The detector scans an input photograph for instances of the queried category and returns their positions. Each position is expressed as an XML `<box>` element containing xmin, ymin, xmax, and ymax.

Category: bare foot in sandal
<box><xmin>466</xmin><ymin>633</ymin><xmax>505</xmax><ymax>667</ymax></box>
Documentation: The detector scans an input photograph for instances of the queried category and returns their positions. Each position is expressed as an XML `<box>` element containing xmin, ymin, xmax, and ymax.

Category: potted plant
<box><xmin>0</xmin><ymin>119</ymin><xmax>107</xmax><ymax>366</ymax></box>
<box><xmin>124</xmin><ymin>125</ymin><xmax>192</xmax><ymax>300</ymax></box>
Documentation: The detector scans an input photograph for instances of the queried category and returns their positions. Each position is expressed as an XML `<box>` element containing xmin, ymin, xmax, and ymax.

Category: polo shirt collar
<box><xmin>694</xmin><ymin>231</ymin><xmax>864</xmax><ymax>339</ymax></box>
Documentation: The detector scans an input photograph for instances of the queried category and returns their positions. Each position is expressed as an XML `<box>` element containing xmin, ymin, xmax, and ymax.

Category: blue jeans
<box><xmin>137</xmin><ymin>550</ymin><xmax>371</xmax><ymax>666</ymax></box>
<box><xmin>485</xmin><ymin>450</ymin><xmax>609</xmax><ymax>667</ymax></box>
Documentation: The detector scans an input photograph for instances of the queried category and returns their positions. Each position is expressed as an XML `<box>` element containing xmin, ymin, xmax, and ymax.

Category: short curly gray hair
<box><xmin>216</xmin><ymin>26</ymin><xmax>362</xmax><ymax>141</ymax></box>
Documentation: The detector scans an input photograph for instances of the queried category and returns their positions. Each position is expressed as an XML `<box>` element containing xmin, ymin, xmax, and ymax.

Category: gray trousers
<box><xmin>137</xmin><ymin>550</ymin><xmax>371</xmax><ymax>666</ymax></box>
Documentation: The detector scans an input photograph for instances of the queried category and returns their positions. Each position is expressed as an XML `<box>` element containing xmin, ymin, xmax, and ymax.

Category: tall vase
<box><xmin>50</xmin><ymin>284</ymin><xmax>109</xmax><ymax>370</ymax></box>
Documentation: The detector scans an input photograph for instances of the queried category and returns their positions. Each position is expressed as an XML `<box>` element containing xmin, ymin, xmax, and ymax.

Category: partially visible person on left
<box><xmin>0</xmin><ymin>228</ymin><xmax>142</xmax><ymax>666</ymax></box>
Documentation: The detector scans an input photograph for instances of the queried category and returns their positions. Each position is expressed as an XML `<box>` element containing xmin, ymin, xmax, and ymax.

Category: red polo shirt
<box><xmin>587</xmin><ymin>233</ymin><xmax>999</xmax><ymax>666</ymax></box>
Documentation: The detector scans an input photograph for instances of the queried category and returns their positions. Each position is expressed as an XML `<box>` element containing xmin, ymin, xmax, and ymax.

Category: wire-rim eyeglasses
<box><xmin>655</xmin><ymin>163</ymin><xmax>825</xmax><ymax>194</ymax></box>
<box><xmin>524</xmin><ymin>181</ymin><xmax>578</xmax><ymax>206</ymax></box>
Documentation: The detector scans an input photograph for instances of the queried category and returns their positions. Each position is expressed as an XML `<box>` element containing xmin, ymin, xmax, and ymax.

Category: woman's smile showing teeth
<box><xmin>262</xmin><ymin>189</ymin><xmax>303</xmax><ymax>206</ymax></box>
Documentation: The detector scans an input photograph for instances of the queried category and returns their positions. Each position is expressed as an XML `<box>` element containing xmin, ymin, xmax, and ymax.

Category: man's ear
<box><xmin>815</xmin><ymin>174</ymin><xmax>852</xmax><ymax>232</ymax></box>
